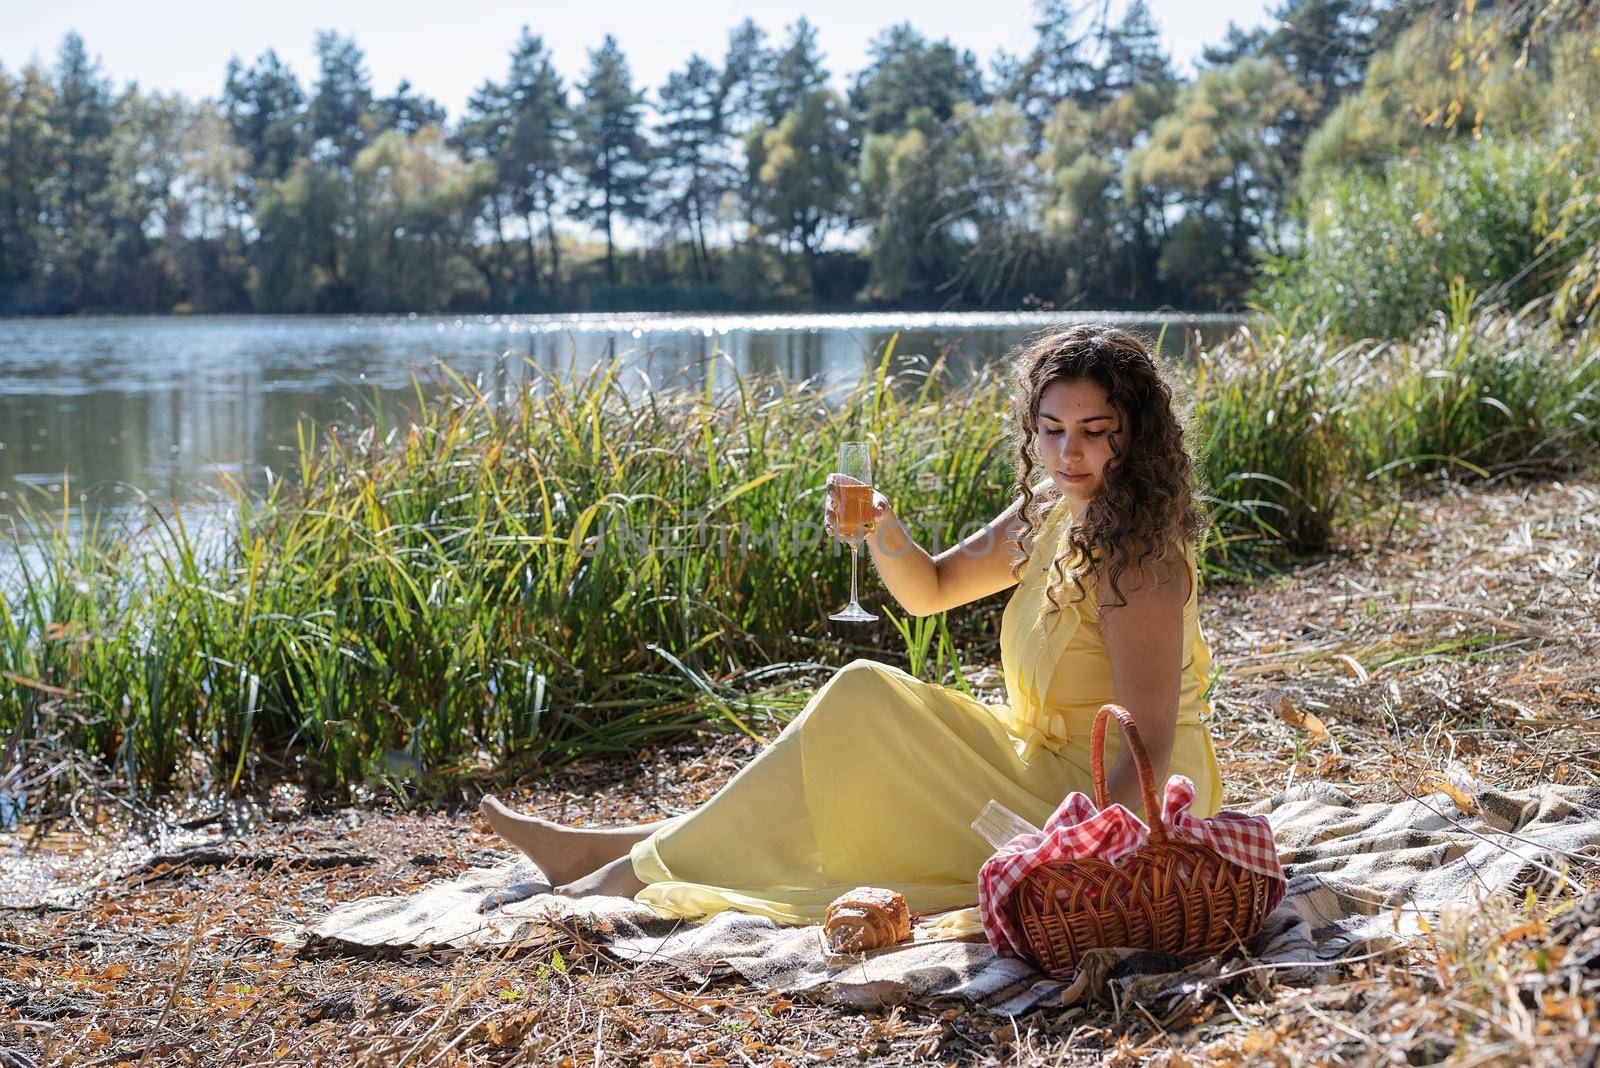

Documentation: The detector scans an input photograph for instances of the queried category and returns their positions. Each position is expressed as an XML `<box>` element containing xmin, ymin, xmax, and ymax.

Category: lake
<box><xmin>0</xmin><ymin>311</ymin><xmax>1237</xmax><ymax>520</ymax></box>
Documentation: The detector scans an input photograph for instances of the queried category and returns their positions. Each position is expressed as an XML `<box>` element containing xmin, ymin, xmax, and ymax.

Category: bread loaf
<box><xmin>823</xmin><ymin>886</ymin><xmax>911</xmax><ymax>952</ymax></box>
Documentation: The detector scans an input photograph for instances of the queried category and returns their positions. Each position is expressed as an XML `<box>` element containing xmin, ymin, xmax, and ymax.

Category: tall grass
<box><xmin>0</xmin><ymin>346</ymin><xmax>1016</xmax><ymax>794</ymax></box>
<box><xmin>1190</xmin><ymin>323</ymin><xmax>1360</xmax><ymax>561</ymax></box>
<box><xmin>1190</xmin><ymin>293</ymin><xmax>1600</xmax><ymax>570</ymax></box>
<box><xmin>1351</xmin><ymin>284</ymin><xmax>1600</xmax><ymax>477</ymax></box>
<box><xmin>1</xmin><ymin>311</ymin><xmax>1596</xmax><ymax>796</ymax></box>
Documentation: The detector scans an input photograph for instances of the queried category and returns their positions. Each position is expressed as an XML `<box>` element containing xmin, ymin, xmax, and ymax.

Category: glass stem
<box><xmin>849</xmin><ymin>543</ymin><xmax>860</xmax><ymax>605</ymax></box>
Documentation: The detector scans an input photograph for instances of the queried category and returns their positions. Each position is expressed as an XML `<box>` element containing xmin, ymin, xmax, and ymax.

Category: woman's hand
<box><xmin>823</xmin><ymin>473</ymin><xmax>892</xmax><ymax>540</ymax></box>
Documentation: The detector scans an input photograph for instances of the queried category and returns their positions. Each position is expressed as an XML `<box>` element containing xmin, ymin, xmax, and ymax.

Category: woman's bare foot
<box><xmin>479</xmin><ymin>795</ymin><xmax>663</xmax><ymax>886</ymax></box>
<box><xmin>554</xmin><ymin>855</ymin><xmax>646</xmax><ymax>900</ymax></box>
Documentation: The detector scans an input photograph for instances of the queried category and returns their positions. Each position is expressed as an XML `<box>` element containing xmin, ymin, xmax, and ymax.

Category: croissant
<box><xmin>824</xmin><ymin>886</ymin><xmax>911</xmax><ymax>953</ymax></box>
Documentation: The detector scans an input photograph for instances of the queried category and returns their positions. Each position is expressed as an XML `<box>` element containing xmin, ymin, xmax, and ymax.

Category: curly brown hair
<box><xmin>1006</xmin><ymin>324</ymin><xmax>1205</xmax><ymax>620</ymax></box>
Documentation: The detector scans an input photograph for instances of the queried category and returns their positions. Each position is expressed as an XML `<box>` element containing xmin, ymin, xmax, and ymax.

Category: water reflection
<box><xmin>0</xmin><ymin>311</ymin><xmax>1237</xmax><ymax>518</ymax></box>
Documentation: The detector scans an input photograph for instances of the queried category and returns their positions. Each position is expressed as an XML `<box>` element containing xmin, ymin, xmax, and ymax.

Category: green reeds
<box><xmin>1353</xmin><ymin>285</ymin><xmax>1600</xmax><ymax>479</ymax></box>
<box><xmin>1190</xmin><ymin>319</ymin><xmax>1360</xmax><ymax>564</ymax></box>
<box><xmin>1</xmin><ymin>310</ymin><xmax>1596</xmax><ymax>796</ymax></box>
<box><xmin>1196</xmin><ymin>292</ymin><xmax>1600</xmax><ymax>568</ymax></box>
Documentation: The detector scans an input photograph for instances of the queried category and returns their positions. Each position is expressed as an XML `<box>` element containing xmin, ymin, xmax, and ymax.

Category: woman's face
<box><xmin>1034</xmin><ymin>378</ymin><xmax>1122</xmax><ymax>508</ymax></box>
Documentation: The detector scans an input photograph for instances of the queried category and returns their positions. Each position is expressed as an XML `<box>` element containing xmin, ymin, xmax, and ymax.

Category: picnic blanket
<box><xmin>292</xmin><ymin>775</ymin><xmax>1600</xmax><ymax>1016</ymax></box>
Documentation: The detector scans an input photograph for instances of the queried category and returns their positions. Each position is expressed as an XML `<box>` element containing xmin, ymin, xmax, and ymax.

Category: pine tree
<box><xmin>503</xmin><ymin>32</ymin><xmax>570</xmax><ymax>290</ymax></box>
<box><xmin>374</xmin><ymin>79</ymin><xmax>445</xmax><ymax>135</ymax></box>
<box><xmin>717</xmin><ymin>19</ymin><xmax>774</xmax><ymax>248</ymax></box>
<box><xmin>309</xmin><ymin>31</ymin><xmax>373</xmax><ymax>168</ymax></box>
<box><xmin>1000</xmin><ymin>0</ymin><xmax>1098</xmax><ymax>146</ymax></box>
<box><xmin>1099</xmin><ymin>0</ymin><xmax>1173</xmax><ymax>99</ymax></box>
<box><xmin>0</xmin><ymin>64</ymin><xmax>55</xmax><ymax>308</ymax></box>
<box><xmin>717</xmin><ymin>19</ymin><xmax>772</xmax><ymax>136</ymax></box>
<box><xmin>763</xmin><ymin>18</ymin><xmax>829</xmax><ymax>124</ymax></box>
<box><xmin>221</xmin><ymin>49</ymin><xmax>306</xmax><ymax>185</ymax></box>
<box><xmin>850</xmin><ymin>24</ymin><xmax>985</xmax><ymax>136</ymax></box>
<box><xmin>572</xmin><ymin>35</ymin><xmax>651</xmax><ymax>285</ymax></box>
<box><xmin>455</xmin><ymin>75</ymin><xmax>517</xmax><ymax>299</ymax></box>
<box><xmin>46</xmin><ymin>33</ymin><xmax>115</xmax><ymax>306</ymax></box>
<box><xmin>461</xmin><ymin>30</ymin><xmax>571</xmax><ymax>295</ymax></box>
<box><xmin>745</xmin><ymin>88</ymin><xmax>853</xmax><ymax>296</ymax></box>
<box><xmin>656</xmin><ymin>55</ymin><xmax>732</xmax><ymax>280</ymax></box>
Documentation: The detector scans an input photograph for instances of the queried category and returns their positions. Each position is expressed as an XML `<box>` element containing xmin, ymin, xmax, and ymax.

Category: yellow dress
<box><xmin>628</xmin><ymin>493</ymin><xmax>1223</xmax><ymax>925</ymax></box>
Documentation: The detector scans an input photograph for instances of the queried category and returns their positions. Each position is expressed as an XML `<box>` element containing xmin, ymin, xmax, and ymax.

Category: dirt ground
<box><xmin>3</xmin><ymin>474</ymin><xmax>1598</xmax><ymax>1066</ymax></box>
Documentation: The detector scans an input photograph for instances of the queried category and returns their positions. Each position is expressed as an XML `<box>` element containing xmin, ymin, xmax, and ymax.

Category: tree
<box><xmin>171</xmin><ymin>101</ymin><xmax>251</xmax><ymax>309</ymax></box>
<box><xmin>459</xmin><ymin>29</ymin><xmax>571</xmax><ymax>298</ymax></box>
<box><xmin>1264</xmin><ymin>0</ymin><xmax>1394</xmax><ymax>108</ymax></box>
<box><xmin>308</xmin><ymin>31</ymin><xmax>373</xmax><ymax>168</ymax></box>
<box><xmin>829</xmin><ymin>87</ymin><xmax>1055</xmax><ymax>306</ymax></box>
<box><xmin>1297</xmin><ymin>10</ymin><xmax>1528</xmax><ymax>196</ymax></box>
<box><xmin>221</xmin><ymin>49</ymin><xmax>306</xmax><ymax>185</ymax></box>
<box><xmin>374</xmin><ymin>79</ymin><xmax>445</xmax><ymax>135</ymax></box>
<box><xmin>456</xmin><ymin>70</ymin><xmax>505</xmax><ymax>293</ymax></box>
<box><xmin>1034</xmin><ymin>1</ymin><xmax>1179</xmax><ymax>305</ymax></box>
<box><xmin>1097</xmin><ymin>0</ymin><xmax>1172</xmax><ymax>100</ymax></box>
<box><xmin>456</xmin><ymin>78</ymin><xmax>515</xmax><ymax>300</ymax></box>
<box><xmin>718</xmin><ymin>19</ymin><xmax>772</xmax><ymax>134</ymax></box>
<box><xmin>1202</xmin><ymin>22</ymin><xmax>1270</xmax><ymax>68</ymax></box>
<box><xmin>857</xmin><ymin>108</ymin><xmax>964</xmax><ymax>301</ymax></box>
<box><xmin>503</xmin><ymin>33</ymin><xmax>570</xmax><ymax>291</ymax></box>
<box><xmin>1130</xmin><ymin>56</ymin><xmax>1314</xmax><ymax>303</ymax></box>
<box><xmin>745</xmin><ymin>88</ymin><xmax>854</xmax><ymax>297</ymax></box>
<box><xmin>571</xmin><ymin>35</ymin><xmax>651</xmax><ymax>285</ymax></box>
<box><xmin>44</xmin><ymin>33</ymin><xmax>116</xmax><ymax>308</ymax></box>
<box><xmin>995</xmin><ymin>0</ymin><xmax>1099</xmax><ymax>146</ymax></box>
<box><xmin>850</xmin><ymin>24</ymin><xmax>985</xmax><ymax>136</ymax></box>
<box><xmin>246</xmin><ymin>32</ymin><xmax>375</xmax><ymax>310</ymax></box>
<box><xmin>717</xmin><ymin>20</ymin><xmax>775</xmax><ymax>249</ymax></box>
<box><xmin>1039</xmin><ymin>99</ymin><xmax>1119</xmax><ymax>300</ymax></box>
<box><xmin>1204</xmin><ymin>0</ymin><xmax>1428</xmax><ymax>192</ymax></box>
<box><xmin>0</xmin><ymin>64</ymin><xmax>55</xmax><ymax>309</ymax></box>
<box><xmin>251</xmin><ymin>159</ymin><xmax>349</xmax><ymax>311</ymax></box>
<box><xmin>741</xmin><ymin>16</ymin><xmax>855</xmax><ymax>297</ymax></box>
<box><xmin>763</xmin><ymin>18</ymin><xmax>829</xmax><ymax>124</ymax></box>
<box><xmin>2</xmin><ymin>2</ymin><xmax>1458</xmax><ymax>316</ymax></box>
<box><xmin>656</xmin><ymin>54</ymin><xmax>732</xmax><ymax>279</ymax></box>
<box><xmin>349</xmin><ymin>128</ymin><xmax>492</xmax><ymax>309</ymax></box>
<box><xmin>104</xmin><ymin>89</ymin><xmax>188</xmax><ymax>309</ymax></box>
<box><xmin>1257</xmin><ymin>0</ymin><xmax>1393</xmax><ymax>176</ymax></box>
<box><xmin>938</xmin><ymin>101</ymin><xmax>1048</xmax><ymax>304</ymax></box>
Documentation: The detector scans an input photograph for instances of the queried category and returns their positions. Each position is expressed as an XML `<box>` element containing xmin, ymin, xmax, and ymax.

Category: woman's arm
<box><xmin>1097</xmin><ymin>557</ymin><xmax>1191</xmax><ymax>816</ymax></box>
<box><xmin>825</xmin><ymin>476</ymin><xmax>1054</xmax><ymax>617</ymax></box>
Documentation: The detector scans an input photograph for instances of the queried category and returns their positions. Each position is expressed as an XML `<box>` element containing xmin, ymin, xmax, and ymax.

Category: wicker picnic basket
<box><xmin>1006</xmin><ymin>704</ymin><xmax>1280</xmax><ymax>978</ymax></box>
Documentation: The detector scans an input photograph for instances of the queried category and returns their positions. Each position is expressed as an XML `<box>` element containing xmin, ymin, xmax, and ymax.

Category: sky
<box><xmin>5</xmin><ymin>0</ymin><xmax>1276</xmax><ymax>118</ymax></box>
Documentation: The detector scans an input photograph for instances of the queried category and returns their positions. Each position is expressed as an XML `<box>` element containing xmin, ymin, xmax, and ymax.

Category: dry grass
<box><xmin>1206</xmin><ymin>473</ymin><xmax>1600</xmax><ymax>807</ymax></box>
<box><xmin>3</xmin><ymin>473</ymin><xmax>1599</xmax><ymax>1066</ymax></box>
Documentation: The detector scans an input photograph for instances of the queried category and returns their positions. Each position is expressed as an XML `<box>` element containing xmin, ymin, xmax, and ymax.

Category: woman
<box><xmin>480</xmin><ymin>325</ymin><xmax>1222</xmax><ymax>924</ymax></box>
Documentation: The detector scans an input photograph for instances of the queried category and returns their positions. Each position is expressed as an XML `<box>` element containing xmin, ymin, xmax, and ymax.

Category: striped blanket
<box><xmin>295</xmin><ymin>777</ymin><xmax>1600</xmax><ymax>1016</ymax></box>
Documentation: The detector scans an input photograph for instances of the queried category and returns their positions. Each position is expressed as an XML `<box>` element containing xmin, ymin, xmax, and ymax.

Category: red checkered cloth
<box><xmin>977</xmin><ymin>776</ymin><xmax>1287</xmax><ymax>959</ymax></box>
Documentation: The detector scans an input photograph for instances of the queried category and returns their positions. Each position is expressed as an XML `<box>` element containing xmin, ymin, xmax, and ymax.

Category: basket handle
<box><xmin>1090</xmin><ymin>703</ymin><xmax>1169</xmax><ymax>844</ymax></box>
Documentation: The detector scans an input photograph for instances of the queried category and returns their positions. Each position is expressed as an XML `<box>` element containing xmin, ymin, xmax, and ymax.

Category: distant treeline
<box><xmin>0</xmin><ymin>0</ymin><xmax>1571</xmax><ymax>317</ymax></box>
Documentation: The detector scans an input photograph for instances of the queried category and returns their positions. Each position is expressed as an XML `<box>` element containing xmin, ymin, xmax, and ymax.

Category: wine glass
<box><xmin>829</xmin><ymin>441</ymin><xmax>878</xmax><ymax>623</ymax></box>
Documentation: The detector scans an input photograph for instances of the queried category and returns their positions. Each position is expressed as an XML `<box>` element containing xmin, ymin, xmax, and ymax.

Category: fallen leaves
<box><xmin>1268</xmin><ymin>691</ymin><xmax>1331</xmax><ymax>742</ymax></box>
<box><xmin>1425</xmin><ymin>772</ymin><xmax>1480</xmax><ymax>815</ymax></box>
<box><xmin>1331</xmin><ymin>653</ymin><xmax>1370</xmax><ymax>684</ymax></box>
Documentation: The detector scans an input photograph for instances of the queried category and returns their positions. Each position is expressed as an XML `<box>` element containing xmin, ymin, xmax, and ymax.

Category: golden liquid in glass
<box><xmin>836</xmin><ymin>483</ymin><xmax>875</xmax><ymax>539</ymax></box>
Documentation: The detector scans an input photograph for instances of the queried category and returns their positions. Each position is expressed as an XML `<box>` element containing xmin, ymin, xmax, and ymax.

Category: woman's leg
<box><xmin>479</xmin><ymin>795</ymin><xmax>672</xmax><ymax>886</ymax></box>
<box><xmin>553</xmin><ymin>854</ymin><xmax>647</xmax><ymax>899</ymax></box>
